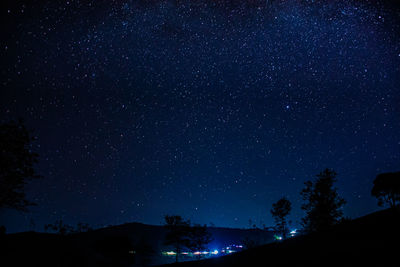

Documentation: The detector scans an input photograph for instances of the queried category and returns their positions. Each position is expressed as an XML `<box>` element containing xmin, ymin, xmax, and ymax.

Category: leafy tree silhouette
<box><xmin>44</xmin><ymin>219</ymin><xmax>74</xmax><ymax>235</ymax></box>
<box><xmin>270</xmin><ymin>197</ymin><xmax>291</xmax><ymax>239</ymax></box>
<box><xmin>187</xmin><ymin>224</ymin><xmax>213</xmax><ymax>259</ymax></box>
<box><xmin>0</xmin><ymin>119</ymin><xmax>41</xmax><ymax>211</ymax></box>
<box><xmin>164</xmin><ymin>215</ymin><xmax>190</xmax><ymax>263</ymax></box>
<box><xmin>371</xmin><ymin>171</ymin><xmax>400</xmax><ymax>209</ymax></box>
<box><xmin>301</xmin><ymin>168</ymin><xmax>346</xmax><ymax>233</ymax></box>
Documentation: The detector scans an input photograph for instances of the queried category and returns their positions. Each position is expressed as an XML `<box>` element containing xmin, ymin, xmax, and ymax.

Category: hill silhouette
<box><xmin>2</xmin><ymin>209</ymin><xmax>399</xmax><ymax>266</ymax></box>
<box><xmin>0</xmin><ymin>222</ymin><xmax>273</xmax><ymax>266</ymax></box>
<box><xmin>160</xmin><ymin>208</ymin><xmax>400</xmax><ymax>267</ymax></box>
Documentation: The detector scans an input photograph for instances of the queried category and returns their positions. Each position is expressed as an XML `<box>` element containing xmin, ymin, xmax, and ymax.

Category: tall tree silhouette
<box><xmin>0</xmin><ymin>120</ymin><xmax>41</xmax><ymax>211</ymax></box>
<box><xmin>301</xmin><ymin>169</ymin><xmax>346</xmax><ymax>233</ymax></box>
<box><xmin>270</xmin><ymin>197</ymin><xmax>291</xmax><ymax>239</ymax></box>
<box><xmin>371</xmin><ymin>171</ymin><xmax>400</xmax><ymax>209</ymax></box>
<box><xmin>187</xmin><ymin>224</ymin><xmax>213</xmax><ymax>259</ymax></box>
<box><xmin>164</xmin><ymin>215</ymin><xmax>190</xmax><ymax>263</ymax></box>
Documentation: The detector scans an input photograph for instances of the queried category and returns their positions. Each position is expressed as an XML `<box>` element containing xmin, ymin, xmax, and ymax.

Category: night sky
<box><xmin>1</xmin><ymin>0</ymin><xmax>399</xmax><ymax>233</ymax></box>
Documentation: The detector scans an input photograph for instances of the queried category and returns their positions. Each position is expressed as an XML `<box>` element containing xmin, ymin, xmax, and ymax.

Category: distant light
<box><xmin>274</xmin><ymin>235</ymin><xmax>283</xmax><ymax>241</ymax></box>
<box><xmin>212</xmin><ymin>250</ymin><xmax>219</xmax><ymax>255</ymax></box>
<box><xmin>165</xmin><ymin>251</ymin><xmax>176</xmax><ymax>256</ymax></box>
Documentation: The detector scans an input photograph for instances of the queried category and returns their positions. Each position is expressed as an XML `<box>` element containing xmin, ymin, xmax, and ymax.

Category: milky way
<box><xmin>1</xmin><ymin>0</ymin><xmax>399</xmax><ymax>232</ymax></box>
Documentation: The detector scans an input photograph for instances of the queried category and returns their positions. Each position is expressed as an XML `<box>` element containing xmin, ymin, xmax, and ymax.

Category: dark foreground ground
<box><xmin>161</xmin><ymin>208</ymin><xmax>400</xmax><ymax>267</ymax></box>
<box><xmin>1</xmin><ymin>208</ymin><xmax>399</xmax><ymax>267</ymax></box>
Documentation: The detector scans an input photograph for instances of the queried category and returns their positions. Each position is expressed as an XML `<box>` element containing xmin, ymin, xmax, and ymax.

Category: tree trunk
<box><xmin>175</xmin><ymin>246</ymin><xmax>180</xmax><ymax>263</ymax></box>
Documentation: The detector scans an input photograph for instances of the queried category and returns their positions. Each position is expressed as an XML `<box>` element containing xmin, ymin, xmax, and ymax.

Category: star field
<box><xmin>1</xmin><ymin>0</ymin><xmax>399</xmax><ymax>232</ymax></box>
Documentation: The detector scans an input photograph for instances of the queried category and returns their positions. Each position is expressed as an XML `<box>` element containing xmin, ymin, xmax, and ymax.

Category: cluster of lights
<box><xmin>290</xmin><ymin>229</ymin><xmax>297</xmax><ymax>237</ymax></box>
<box><xmin>163</xmin><ymin>251</ymin><xmax>177</xmax><ymax>256</ymax></box>
<box><xmin>163</xmin><ymin>230</ymin><xmax>299</xmax><ymax>258</ymax></box>
<box><xmin>274</xmin><ymin>229</ymin><xmax>298</xmax><ymax>241</ymax></box>
<box><xmin>193</xmin><ymin>250</ymin><xmax>219</xmax><ymax>255</ymax></box>
<box><xmin>162</xmin><ymin>249</ymin><xmax>219</xmax><ymax>257</ymax></box>
<box><xmin>163</xmin><ymin>231</ymin><xmax>299</xmax><ymax>258</ymax></box>
<box><xmin>221</xmin><ymin>244</ymin><xmax>244</xmax><ymax>254</ymax></box>
<box><xmin>162</xmin><ymin>245</ymin><xmax>245</xmax><ymax>258</ymax></box>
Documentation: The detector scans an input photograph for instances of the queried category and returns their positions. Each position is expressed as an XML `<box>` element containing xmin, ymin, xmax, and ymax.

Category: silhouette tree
<box><xmin>270</xmin><ymin>197</ymin><xmax>291</xmax><ymax>239</ymax></box>
<box><xmin>164</xmin><ymin>215</ymin><xmax>190</xmax><ymax>263</ymax></box>
<box><xmin>371</xmin><ymin>171</ymin><xmax>400</xmax><ymax>209</ymax></box>
<box><xmin>44</xmin><ymin>219</ymin><xmax>74</xmax><ymax>235</ymax></box>
<box><xmin>0</xmin><ymin>120</ymin><xmax>41</xmax><ymax>211</ymax></box>
<box><xmin>301</xmin><ymin>168</ymin><xmax>346</xmax><ymax>233</ymax></box>
<box><xmin>187</xmin><ymin>224</ymin><xmax>213</xmax><ymax>259</ymax></box>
